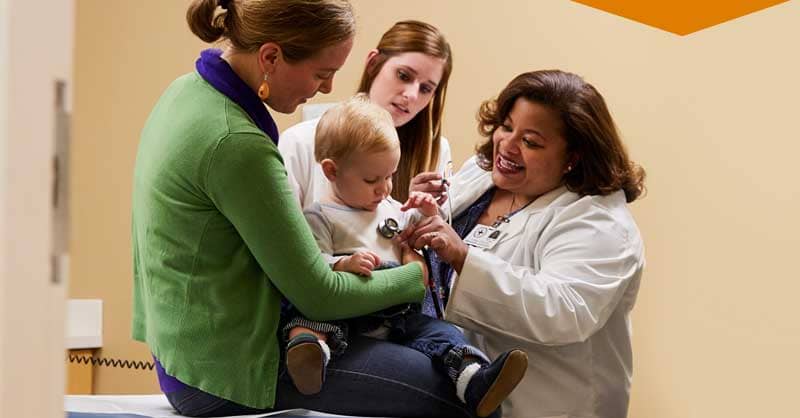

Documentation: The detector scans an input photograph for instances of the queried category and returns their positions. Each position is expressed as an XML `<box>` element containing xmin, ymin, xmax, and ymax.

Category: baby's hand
<box><xmin>395</xmin><ymin>239</ymin><xmax>429</xmax><ymax>287</ymax></box>
<box><xmin>409</xmin><ymin>171</ymin><xmax>448</xmax><ymax>205</ymax></box>
<box><xmin>402</xmin><ymin>191</ymin><xmax>439</xmax><ymax>217</ymax></box>
<box><xmin>333</xmin><ymin>251</ymin><xmax>381</xmax><ymax>277</ymax></box>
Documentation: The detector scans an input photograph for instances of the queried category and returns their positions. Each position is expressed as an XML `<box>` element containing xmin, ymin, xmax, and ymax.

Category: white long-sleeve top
<box><xmin>279</xmin><ymin>117</ymin><xmax>452</xmax><ymax>209</ymax></box>
<box><xmin>445</xmin><ymin>157</ymin><xmax>645</xmax><ymax>418</ymax></box>
<box><xmin>303</xmin><ymin>198</ymin><xmax>420</xmax><ymax>266</ymax></box>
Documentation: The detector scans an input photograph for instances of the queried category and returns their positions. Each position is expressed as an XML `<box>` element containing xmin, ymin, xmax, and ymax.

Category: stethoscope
<box><xmin>377</xmin><ymin>217</ymin><xmax>403</xmax><ymax>239</ymax></box>
<box><xmin>375</xmin><ymin>163</ymin><xmax>453</xmax><ymax>318</ymax></box>
<box><xmin>377</xmin><ymin>216</ymin><xmax>443</xmax><ymax>319</ymax></box>
<box><xmin>376</xmin><ymin>174</ymin><xmax>453</xmax><ymax>239</ymax></box>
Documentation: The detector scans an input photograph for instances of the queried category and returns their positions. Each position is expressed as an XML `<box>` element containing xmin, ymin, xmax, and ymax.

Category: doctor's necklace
<box><xmin>466</xmin><ymin>191</ymin><xmax>534</xmax><ymax>250</ymax></box>
<box><xmin>492</xmin><ymin>193</ymin><xmax>532</xmax><ymax>228</ymax></box>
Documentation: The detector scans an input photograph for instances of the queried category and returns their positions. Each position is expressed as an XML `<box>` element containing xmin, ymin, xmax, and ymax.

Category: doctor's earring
<box><xmin>257</xmin><ymin>74</ymin><xmax>270</xmax><ymax>101</ymax></box>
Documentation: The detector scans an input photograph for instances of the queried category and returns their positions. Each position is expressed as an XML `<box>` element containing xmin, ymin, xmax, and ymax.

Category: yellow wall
<box><xmin>71</xmin><ymin>1</ymin><xmax>800</xmax><ymax>416</ymax></box>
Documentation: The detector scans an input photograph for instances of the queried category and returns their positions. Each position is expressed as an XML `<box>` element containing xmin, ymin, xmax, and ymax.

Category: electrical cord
<box><xmin>67</xmin><ymin>354</ymin><xmax>155</xmax><ymax>371</ymax></box>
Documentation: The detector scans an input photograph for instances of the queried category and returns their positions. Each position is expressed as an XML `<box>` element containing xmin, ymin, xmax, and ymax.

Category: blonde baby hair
<box><xmin>314</xmin><ymin>94</ymin><xmax>400</xmax><ymax>163</ymax></box>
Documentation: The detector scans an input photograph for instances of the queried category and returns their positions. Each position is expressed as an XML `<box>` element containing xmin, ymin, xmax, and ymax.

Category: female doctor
<box><xmin>401</xmin><ymin>70</ymin><xmax>646</xmax><ymax>418</ymax></box>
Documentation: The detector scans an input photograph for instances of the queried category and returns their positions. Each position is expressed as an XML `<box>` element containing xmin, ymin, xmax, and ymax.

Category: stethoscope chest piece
<box><xmin>377</xmin><ymin>217</ymin><xmax>402</xmax><ymax>239</ymax></box>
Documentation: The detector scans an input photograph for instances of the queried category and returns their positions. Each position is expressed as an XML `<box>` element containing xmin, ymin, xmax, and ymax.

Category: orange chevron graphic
<box><xmin>572</xmin><ymin>0</ymin><xmax>790</xmax><ymax>35</ymax></box>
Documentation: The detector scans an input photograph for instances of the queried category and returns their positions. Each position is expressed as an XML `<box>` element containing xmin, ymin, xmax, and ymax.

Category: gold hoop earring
<box><xmin>257</xmin><ymin>74</ymin><xmax>270</xmax><ymax>101</ymax></box>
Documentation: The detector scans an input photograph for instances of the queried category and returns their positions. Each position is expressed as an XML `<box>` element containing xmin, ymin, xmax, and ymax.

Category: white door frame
<box><xmin>1</xmin><ymin>0</ymin><xmax>74</xmax><ymax>416</ymax></box>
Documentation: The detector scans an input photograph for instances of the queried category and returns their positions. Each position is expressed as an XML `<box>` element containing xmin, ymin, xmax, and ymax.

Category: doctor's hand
<box><xmin>398</xmin><ymin>215</ymin><xmax>468</xmax><ymax>274</ymax></box>
<box><xmin>409</xmin><ymin>172</ymin><xmax>448</xmax><ymax>205</ymax></box>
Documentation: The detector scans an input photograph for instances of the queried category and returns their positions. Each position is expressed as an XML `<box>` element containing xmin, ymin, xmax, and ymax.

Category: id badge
<box><xmin>463</xmin><ymin>224</ymin><xmax>503</xmax><ymax>250</ymax></box>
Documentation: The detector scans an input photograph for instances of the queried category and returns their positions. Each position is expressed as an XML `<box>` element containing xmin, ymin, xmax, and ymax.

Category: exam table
<box><xmin>65</xmin><ymin>394</ymin><xmax>390</xmax><ymax>418</ymax></box>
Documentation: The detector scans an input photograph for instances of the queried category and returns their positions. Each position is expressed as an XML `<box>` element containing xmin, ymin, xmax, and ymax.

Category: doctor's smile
<box><xmin>495</xmin><ymin>154</ymin><xmax>524</xmax><ymax>174</ymax></box>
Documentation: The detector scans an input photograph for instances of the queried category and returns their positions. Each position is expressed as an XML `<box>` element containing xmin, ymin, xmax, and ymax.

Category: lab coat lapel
<box><xmin>449</xmin><ymin>171</ymin><xmax>494</xmax><ymax>216</ymax></box>
<box><xmin>494</xmin><ymin>186</ymin><xmax>569</xmax><ymax>245</ymax></box>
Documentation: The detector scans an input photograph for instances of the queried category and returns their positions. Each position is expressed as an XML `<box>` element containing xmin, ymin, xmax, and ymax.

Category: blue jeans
<box><xmin>382</xmin><ymin>311</ymin><xmax>489</xmax><ymax>382</ymax></box>
<box><xmin>165</xmin><ymin>332</ymin><xmax>480</xmax><ymax>417</ymax></box>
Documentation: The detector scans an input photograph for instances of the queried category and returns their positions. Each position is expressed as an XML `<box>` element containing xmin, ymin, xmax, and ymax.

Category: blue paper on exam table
<box><xmin>67</xmin><ymin>414</ymin><xmax>151</xmax><ymax>418</ymax></box>
<box><xmin>65</xmin><ymin>394</ymin><xmax>392</xmax><ymax>418</ymax></box>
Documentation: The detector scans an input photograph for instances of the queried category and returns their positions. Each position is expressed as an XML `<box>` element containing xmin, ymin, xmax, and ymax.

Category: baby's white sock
<box><xmin>455</xmin><ymin>362</ymin><xmax>481</xmax><ymax>403</ymax></box>
<box><xmin>318</xmin><ymin>339</ymin><xmax>331</xmax><ymax>366</ymax></box>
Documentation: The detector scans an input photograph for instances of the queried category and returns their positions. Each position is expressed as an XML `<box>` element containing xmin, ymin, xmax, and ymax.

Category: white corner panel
<box><xmin>66</xmin><ymin>299</ymin><xmax>103</xmax><ymax>349</ymax></box>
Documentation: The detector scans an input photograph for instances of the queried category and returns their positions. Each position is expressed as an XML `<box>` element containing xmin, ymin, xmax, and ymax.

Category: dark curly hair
<box><xmin>476</xmin><ymin>70</ymin><xmax>645</xmax><ymax>203</ymax></box>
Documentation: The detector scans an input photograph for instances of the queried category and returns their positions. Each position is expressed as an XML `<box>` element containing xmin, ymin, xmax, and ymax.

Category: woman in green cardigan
<box><xmin>132</xmin><ymin>1</ymin><xmax>478</xmax><ymax>416</ymax></box>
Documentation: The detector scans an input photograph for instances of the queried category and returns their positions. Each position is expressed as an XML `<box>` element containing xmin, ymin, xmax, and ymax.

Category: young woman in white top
<box><xmin>279</xmin><ymin>20</ymin><xmax>453</xmax><ymax>208</ymax></box>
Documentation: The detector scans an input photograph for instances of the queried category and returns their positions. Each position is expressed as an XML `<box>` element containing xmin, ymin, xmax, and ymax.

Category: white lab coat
<box><xmin>444</xmin><ymin>157</ymin><xmax>645</xmax><ymax>418</ymax></box>
<box><xmin>278</xmin><ymin>117</ymin><xmax>452</xmax><ymax>209</ymax></box>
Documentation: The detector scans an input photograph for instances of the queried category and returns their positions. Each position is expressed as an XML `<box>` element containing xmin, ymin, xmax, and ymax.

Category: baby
<box><xmin>282</xmin><ymin>95</ymin><xmax>527</xmax><ymax>417</ymax></box>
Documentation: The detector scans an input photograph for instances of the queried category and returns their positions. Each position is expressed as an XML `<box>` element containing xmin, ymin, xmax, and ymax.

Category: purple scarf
<box><xmin>196</xmin><ymin>48</ymin><xmax>279</xmax><ymax>144</ymax></box>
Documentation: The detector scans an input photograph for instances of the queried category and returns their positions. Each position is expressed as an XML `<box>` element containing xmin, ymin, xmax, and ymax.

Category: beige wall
<box><xmin>71</xmin><ymin>1</ymin><xmax>800</xmax><ymax>416</ymax></box>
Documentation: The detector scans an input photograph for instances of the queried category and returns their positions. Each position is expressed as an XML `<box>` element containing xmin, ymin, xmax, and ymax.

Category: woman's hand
<box><xmin>409</xmin><ymin>171</ymin><xmax>448</xmax><ymax>205</ymax></box>
<box><xmin>401</xmin><ymin>191</ymin><xmax>440</xmax><ymax>217</ymax></box>
<box><xmin>395</xmin><ymin>239</ymin><xmax>430</xmax><ymax>286</ymax></box>
<box><xmin>333</xmin><ymin>251</ymin><xmax>381</xmax><ymax>277</ymax></box>
<box><xmin>399</xmin><ymin>215</ymin><xmax>468</xmax><ymax>274</ymax></box>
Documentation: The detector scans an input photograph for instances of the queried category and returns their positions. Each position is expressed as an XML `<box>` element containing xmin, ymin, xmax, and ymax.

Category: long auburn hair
<box><xmin>476</xmin><ymin>70</ymin><xmax>646</xmax><ymax>202</ymax></box>
<box><xmin>357</xmin><ymin>20</ymin><xmax>452</xmax><ymax>202</ymax></box>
